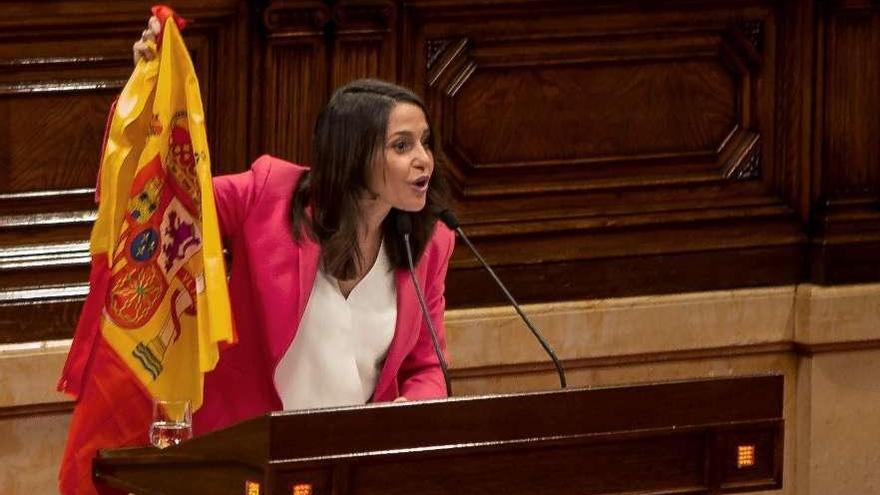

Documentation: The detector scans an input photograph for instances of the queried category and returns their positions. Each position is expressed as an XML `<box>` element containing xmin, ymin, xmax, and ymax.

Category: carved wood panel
<box><xmin>260</xmin><ymin>1</ymin><xmax>331</xmax><ymax>164</ymax></box>
<box><xmin>402</xmin><ymin>0</ymin><xmax>801</xmax><ymax>305</ymax></box>
<box><xmin>263</xmin><ymin>41</ymin><xmax>327</xmax><ymax>162</ymax></box>
<box><xmin>426</xmin><ymin>31</ymin><xmax>765</xmax><ymax>197</ymax></box>
<box><xmin>822</xmin><ymin>10</ymin><xmax>880</xmax><ymax>198</ymax></box>
<box><xmin>332</xmin><ymin>0</ymin><xmax>397</xmax><ymax>86</ymax></box>
<box><xmin>812</xmin><ymin>2</ymin><xmax>880</xmax><ymax>283</ymax></box>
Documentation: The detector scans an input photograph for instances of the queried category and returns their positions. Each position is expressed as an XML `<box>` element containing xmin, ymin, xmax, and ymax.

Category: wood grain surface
<box><xmin>1</xmin><ymin>0</ymin><xmax>878</xmax><ymax>342</ymax></box>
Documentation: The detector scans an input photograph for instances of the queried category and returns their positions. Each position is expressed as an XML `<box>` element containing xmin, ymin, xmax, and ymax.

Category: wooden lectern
<box><xmin>95</xmin><ymin>375</ymin><xmax>783</xmax><ymax>495</ymax></box>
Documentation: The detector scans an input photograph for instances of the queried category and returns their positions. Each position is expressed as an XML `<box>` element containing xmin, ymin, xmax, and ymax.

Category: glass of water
<box><xmin>149</xmin><ymin>399</ymin><xmax>193</xmax><ymax>449</ymax></box>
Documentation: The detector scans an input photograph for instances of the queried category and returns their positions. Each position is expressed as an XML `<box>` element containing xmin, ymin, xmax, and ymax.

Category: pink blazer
<box><xmin>193</xmin><ymin>155</ymin><xmax>454</xmax><ymax>435</ymax></box>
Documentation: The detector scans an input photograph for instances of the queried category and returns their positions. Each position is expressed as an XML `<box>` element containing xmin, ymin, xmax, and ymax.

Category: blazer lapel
<box><xmin>373</xmin><ymin>269</ymin><xmax>421</xmax><ymax>400</ymax></box>
<box><xmin>296</xmin><ymin>237</ymin><xmax>320</xmax><ymax>325</ymax></box>
<box><xmin>268</xmin><ymin>233</ymin><xmax>319</xmax><ymax>367</ymax></box>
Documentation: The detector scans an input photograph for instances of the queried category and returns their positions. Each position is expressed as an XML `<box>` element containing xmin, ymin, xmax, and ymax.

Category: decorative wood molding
<box><xmin>0</xmin><ymin>0</ymin><xmax>241</xmax><ymax>29</ymax></box>
<box><xmin>446</xmin><ymin>244</ymin><xmax>805</xmax><ymax>308</ymax></box>
<box><xmin>737</xmin><ymin>20</ymin><xmax>765</xmax><ymax>52</ymax></box>
<box><xmin>0</xmin><ymin>400</ymin><xmax>73</xmax><ymax>420</ymax></box>
<box><xmin>0</xmin><ymin>292</ymin><xmax>87</xmax><ymax>344</ymax></box>
<box><xmin>0</xmin><ymin>284</ymin><xmax>89</xmax><ymax>303</ymax></box>
<box><xmin>407</xmin><ymin>2</ymin><xmax>797</xmax><ymax>307</ymax></box>
<box><xmin>0</xmin><ymin>79</ymin><xmax>127</xmax><ymax>96</ymax></box>
<box><xmin>724</xmin><ymin>137</ymin><xmax>763</xmax><ymax>180</ymax></box>
<box><xmin>426</xmin><ymin>27</ymin><xmax>767</xmax><ymax>198</ymax></box>
<box><xmin>0</xmin><ymin>191</ymin><xmax>96</xmax><ymax>226</ymax></box>
<box><xmin>332</xmin><ymin>0</ymin><xmax>395</xmax><ymax>33</ymax></box>
<box><xmin>262</xmin><ymin>0</ymin><xmax>333</xmax><ymax>35</ymax></box>
<box><xmin>450</xmin><ymin>343</ymin><xmax>794</xmax><ymax>379</ymax></box>
<box><xmin>0</xmin><ymin>188</ymin><xmax>94</xmax><ymax>200</ymax></box>
<box><xmin>452</xmin><ymin>339</ymin><xmax>880</xmax><ymax>380</ymax></box>
<box><xmin>738</xmin><ymin>145</ymin><xmax>763</xmax><ymax>180</ymax></box>
<box><xmin>0</xmin><ymin>241</ymin><xmax>90</xmax><ymax>271</ymax></box>
<box><xmin>0</xmin><ymin>210</ymin><xmax>96</xmax><ymax>229</ymax></box>
<box><xmin>821</xmin><ymin>0</ymin><xmax>880</xmax><ymax>12</ymax></box>
<box><xmin>794</xmin><ymin>339</ymin><xmax>880</xmax><ymax>356</ymax></box>
<box><xmin>426</xmin><ymin>38</ymin><xmax>453</xmax><ymax>70</ymax></box>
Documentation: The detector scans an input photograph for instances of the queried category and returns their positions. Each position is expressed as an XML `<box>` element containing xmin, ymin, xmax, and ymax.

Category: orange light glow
<box><xmin>245</xmin><ymin>480</ymin><xmax>260</xmax><ymax>495</ymax></box>
<box><xmin>292</xmin><ymin>483</ymin><xmax>313</xmax><ymax>495</ymax></box>
<box><xmin>737</xmin><ymin>444</ymin><xmax>756</xmax><ymax>468</ymax></box>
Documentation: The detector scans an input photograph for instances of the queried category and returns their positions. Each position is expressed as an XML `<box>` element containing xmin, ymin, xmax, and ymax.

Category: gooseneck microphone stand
<box><xmin>436</xmin><ymin>209</ymin><xmax>566</xmax><ymax>389</ymax></box>
<box><xmin>397</xmin><ymin>213</ymin><xmax>453</xmax><ymax>396</ymax></box>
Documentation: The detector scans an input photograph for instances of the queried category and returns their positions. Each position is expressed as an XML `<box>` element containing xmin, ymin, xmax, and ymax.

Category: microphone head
<box><xmin>396</xmin><ymin>211</ymin><xmax>412</xmax><ymax>235</ymax></box>
<box><xmin>435</xmin><ymin>208</ymin><xmax>460</xmax><ymax>230</ymax></box>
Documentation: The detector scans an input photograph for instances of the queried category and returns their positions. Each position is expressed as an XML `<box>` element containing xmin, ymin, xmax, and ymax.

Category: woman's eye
<box><xmin>394</xmin><ymin>141</ymin><xmax>410</xmax><ymax>152</ymax></box>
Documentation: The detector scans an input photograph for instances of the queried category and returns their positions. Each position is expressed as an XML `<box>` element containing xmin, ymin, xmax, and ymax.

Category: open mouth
<box><xmin>412</xmin><ymin>176</ymin><xmax>430</xmax><ymax>190</ymax></box>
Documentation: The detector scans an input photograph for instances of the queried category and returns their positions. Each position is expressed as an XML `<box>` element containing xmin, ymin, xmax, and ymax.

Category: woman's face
<box><xmin>368</xmin><ymin>102</ymin><xmax>434</xmax><ymax>212</ymax></box>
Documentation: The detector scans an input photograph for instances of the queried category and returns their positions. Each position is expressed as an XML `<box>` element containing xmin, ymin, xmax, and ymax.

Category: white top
<box><xmin>274</xmin><ymin>244</ymin><xmax>397</xmax><ymax>410</ymax></box>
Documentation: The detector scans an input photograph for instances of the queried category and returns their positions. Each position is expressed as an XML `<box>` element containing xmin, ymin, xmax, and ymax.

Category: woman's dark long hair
<box><xmin>290</xmin><ymin>79</ymin><xmax>450</xmax><ymax>280</ymax></box>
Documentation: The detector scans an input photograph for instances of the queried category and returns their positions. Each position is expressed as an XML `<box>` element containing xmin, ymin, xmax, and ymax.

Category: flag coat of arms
<box><xmin>57</xmin><ymin>7</ymin><xmax>234</xmax><ymax>494</ymax></box>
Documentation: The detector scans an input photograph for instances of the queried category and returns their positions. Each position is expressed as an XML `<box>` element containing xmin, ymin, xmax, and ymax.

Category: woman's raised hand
<box><xmin>132</xmin><ymin>16</ymin><xmax>162</xmax><ymax>65</ymax></box>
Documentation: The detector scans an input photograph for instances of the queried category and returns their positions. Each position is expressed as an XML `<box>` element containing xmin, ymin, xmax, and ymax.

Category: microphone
<box><xmin>435</xmin><ymin>209</ymin><xmax>567</xmax><ymax>389</ymax></box>
<box><xmin>396</xmin><ymin>212</ymin><xmax>453</xmax><ymax>396</ymax></box>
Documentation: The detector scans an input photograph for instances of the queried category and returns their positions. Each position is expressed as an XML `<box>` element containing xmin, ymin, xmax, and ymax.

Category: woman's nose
<box><xmin>414</xmin><ymin>143</ymin><xmax>432</xmax><ymax>168</ymax></box>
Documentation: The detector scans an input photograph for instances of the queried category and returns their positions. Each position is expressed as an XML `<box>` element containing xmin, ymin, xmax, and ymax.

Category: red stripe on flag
<box><xmin>57</xmin><ymin>254</ymin><xmax>154</xmax><ymax>494</ymax></box>
<box><xmin>58</xmin><ymin>336</ymin><xmax>152</xmax><ymax>495</ymax></box>
<box><xmin>57</xmin><ymin>254</ymin><xmax>111</xmax><ymax>397</ymax></box>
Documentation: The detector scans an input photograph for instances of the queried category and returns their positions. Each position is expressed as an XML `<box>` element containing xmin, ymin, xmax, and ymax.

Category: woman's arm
<box><xmin>212</xmin><ymin>155</ymin><xmax>278</xmax><ymax>239</ymax></box>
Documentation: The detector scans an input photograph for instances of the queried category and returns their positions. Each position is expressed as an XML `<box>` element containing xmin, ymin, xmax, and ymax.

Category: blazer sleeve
<box><xmin>397</xmin><ymin>226</ymin><xmax>456</xmax><ymax>400</ymax></box>
<box><xmin>212</xmin><ymin>155</ymin><xmax>273</xmax><ymax>239</ymax></box>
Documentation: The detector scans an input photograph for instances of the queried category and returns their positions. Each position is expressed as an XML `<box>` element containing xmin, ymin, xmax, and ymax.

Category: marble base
<box><xmin>1</xmin><ymin>283</ymin><xmax>878</xmax><ymax>495</ymax></box>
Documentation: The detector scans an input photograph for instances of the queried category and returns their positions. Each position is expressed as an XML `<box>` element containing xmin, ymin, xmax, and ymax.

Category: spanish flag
<box><xmin>57</xmin><ymin>6</ymin><xmax>234</xmax><ymax>494</ymax></box>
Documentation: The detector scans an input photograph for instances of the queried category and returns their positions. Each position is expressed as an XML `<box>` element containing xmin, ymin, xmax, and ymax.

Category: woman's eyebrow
<box><xmin>387</xmin><ymin>127</ymin><xmax>430</xmax><ymax>138</ymax></box>
<box><xmin>387</xmin><ymin>130</ymin><xmax>414</xmax><ymax>139</ymax></box>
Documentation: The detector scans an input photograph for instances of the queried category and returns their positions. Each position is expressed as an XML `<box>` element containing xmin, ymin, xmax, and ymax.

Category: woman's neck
<box><xmin>357</xmin><ymin>197</ymin><xmax>391</xmax><ymax>243</ymax></box>
<box><xmin>335</xmin><ymin>198</ymin><xmax>389</xmax><ymax>295</ymax></box>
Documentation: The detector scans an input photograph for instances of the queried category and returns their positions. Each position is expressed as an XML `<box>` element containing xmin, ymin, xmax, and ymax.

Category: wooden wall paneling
<box><xmin>776</xmin><ymin>0</ymin><xmax>816</xmax><ymax>223</ymax></box>
<box><xmin>331</xmin><ymin>0</ymin><xmax>397</xmax><ymax>88</ymax></box>
<box><xmin>428</xmin><ymin>33</ymin><xmax>765</xmax><ymax>194</ymax></box>
<box><xmin>185</xmin><ymin>2</ymin><xmax>254</xmax><ymax>175</ymax></box>
<box><xmin>404</xmin><ymin>0</ymin><xmax>806</xmax><ymax>306</ymax></box>
<box><xmin>1</xmin><ymin>0</ymin><xmax>877</xmax><ymax>339</ymax></box>
<box><xmin>811</xmin><ymin>1</ymin><xmax>880</xmax><ymax>284</ymax></box>
<box><xmin>0</xmin><ymin>1</ymin><xmax>246</xmax><ymax>343</ymax></box>
<box><xmin>260</xmin><ymin>0</ymin><xmax>332</xmax><ymax>165</ymax></box>
<box><xmin>0</xmin><ymin>20</ymin><xmax>138</xmax><ymax>343</ymax></box>
<box><xmin>445</xmin><ymin>224</ymin><xmax>806</xmax><ymax>307</ymax></box>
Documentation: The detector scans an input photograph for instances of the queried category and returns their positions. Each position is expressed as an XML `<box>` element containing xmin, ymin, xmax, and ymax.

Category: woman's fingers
<box><xmin>132</xmin><ymin>16</ymin><xmax>161</xmax><ymax>65</ymax></box>
<box><xmin>132</xmin><ymin>40</ymin><xmax>156</xmax><ymax>65</ymax></box>
<box><xmin>148</xmin><ymin>16</ymin><xmax>161</xmax><ymax>37</ymax></box>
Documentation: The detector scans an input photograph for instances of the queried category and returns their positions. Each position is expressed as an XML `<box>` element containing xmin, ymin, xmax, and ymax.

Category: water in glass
<box><xmin>151</xmin><ymin>399</ymin><xmax>193</xmax><ymax>449</ymax></box>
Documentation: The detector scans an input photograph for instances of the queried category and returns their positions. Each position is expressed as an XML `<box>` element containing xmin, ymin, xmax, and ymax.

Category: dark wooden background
<box><xmin>1</xmin><ymin>0</ymin><xmax>878</xmax><ymax>343</ymax></box>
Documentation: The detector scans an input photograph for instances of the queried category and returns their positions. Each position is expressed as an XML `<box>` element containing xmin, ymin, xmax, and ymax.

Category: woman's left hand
<box><xmin>393</xmin><ymin>396</ymin><xmax>409</xmax><ymax>403</ymax></box>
